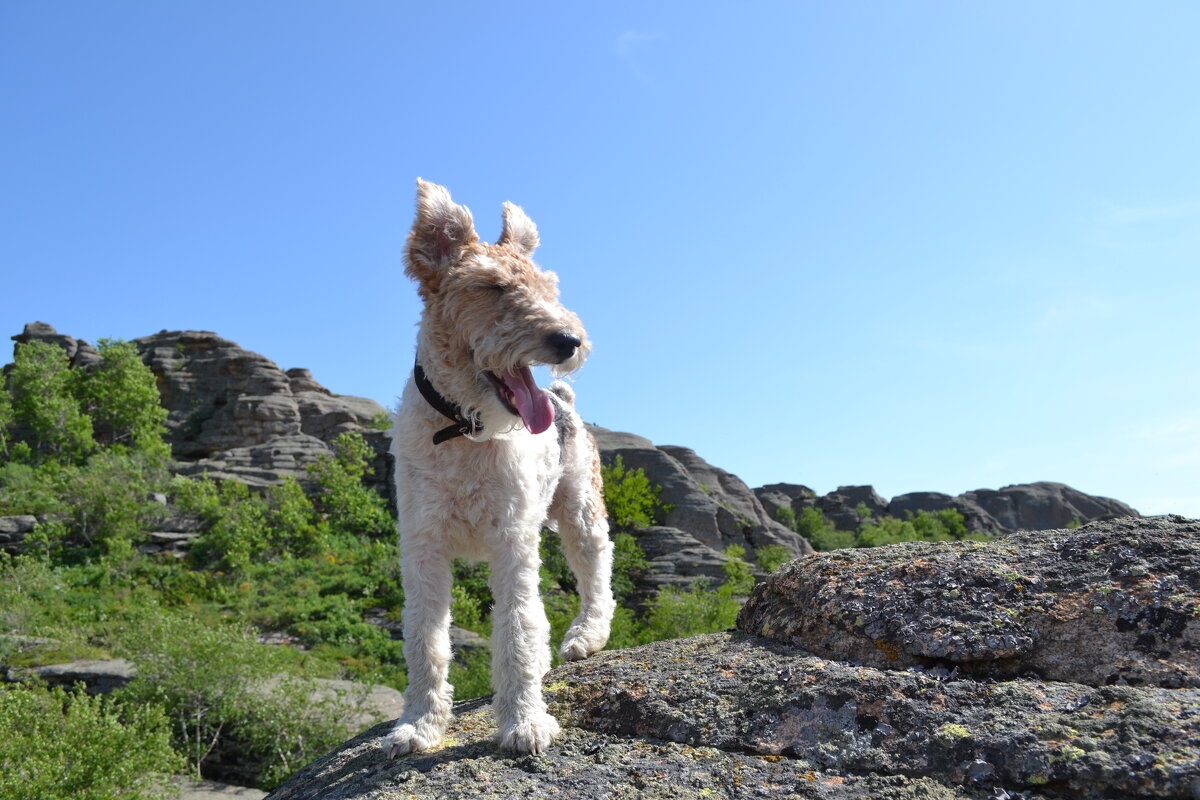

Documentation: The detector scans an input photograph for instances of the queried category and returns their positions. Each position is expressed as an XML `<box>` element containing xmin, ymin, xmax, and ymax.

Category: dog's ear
<box><xmin>497</xmin><ymin>202</ymin><xmax>539</xmax><ymax>257</ymax></box>
<box><xmin>406</xmin><ymin>179</ymin><xmax>478</xmax><ymax>292</ymax></box>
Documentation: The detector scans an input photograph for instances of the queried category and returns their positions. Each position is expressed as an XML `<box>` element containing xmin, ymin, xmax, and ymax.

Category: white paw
<box><xmin>495</xmin><ymin>712</ymin><xmax>561</xmax><ymax>754</ymax></box>
<box><xmin>383</xmin><ymin>719</ymin><xmax>446</xmax><ymax>758</ymax></box>
<box><xmin>559</xmin><ymin>625</ymin><xmax>607</xmax><ymax>662</ymax></box>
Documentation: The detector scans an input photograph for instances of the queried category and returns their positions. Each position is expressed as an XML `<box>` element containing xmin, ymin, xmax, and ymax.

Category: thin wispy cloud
<box><xmin>615</xmin><ymin>30</ymin><xmax>662</xmax><ymax>85</ymax></box>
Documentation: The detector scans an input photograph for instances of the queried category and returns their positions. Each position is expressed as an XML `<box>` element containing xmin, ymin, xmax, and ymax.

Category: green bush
<box><xmin>0</xmin><ymin>682</ymin><xmax>182</xmax><ymax>800</ymax></box>
<box><xmin>309</xmin><ymin>433</ymin><xmax>393</xmax><ymax>539</ymax></box>
<box><xmin>76</xmin><ymin>339</ymin><xmax>169</xmax><ymax>457</ymax></box>
<box><xmin>4</xmin><ymin>340</ymin><xmax>94</xmax><ymax>465</ymax></box>
<box><xmin>754</xmin><ymin>544</ymin><xmax>794</xmax><ymax>572</ymax></box>
<box><xmin>113</xmin><ymin>608</ymin><xmax>350</xmax><ymax>788</ymax></box>
<box><xmin>601</xmin><ymin>455</ymin><xmax>669</xmax><ymax>530</ymax></box>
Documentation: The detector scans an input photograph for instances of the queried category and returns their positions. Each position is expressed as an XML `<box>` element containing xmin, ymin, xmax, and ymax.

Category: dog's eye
<box><xmin>487</xmin><ymin>283</ymin><xmax>509</xmax><ymax>293</ymax></box>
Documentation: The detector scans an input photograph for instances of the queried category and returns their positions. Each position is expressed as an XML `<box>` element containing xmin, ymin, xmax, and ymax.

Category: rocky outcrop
<box><xmin>738</xmin><ymin>515</ymin><xmax>1200</xmax><ymax>688</ymax></box>
<box><xmin>131</xmin><ymin>328</ymin><xmax>391</xmax><ymax>490</ymax></box>
<box><xmin>8</xmin><ymin>323</ymin><xmax>393</xmax><ymax>496</ymax></box>
<box><xmin>267</xmin><ymin>516</ymin><xmax>1200</xmax><ymax>800</ymax></box>
<box><xmin>0</xmin><ymin>515</ymin><xmax>37</xmax><ymax>555</ymax></box>
<box><xmin>757</xmin><ymin>481</ymin><xmax>1139</xmax><ymax>535</ymax></box>
<box><xmin>588</xmin><ymin>426</ymin><xmax>813</xmax><ymax>598</ymax></box>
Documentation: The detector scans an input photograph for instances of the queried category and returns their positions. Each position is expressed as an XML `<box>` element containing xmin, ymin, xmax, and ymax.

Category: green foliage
<box><xmin>448</xmin><ymin>647</ymin><xmax>493</xmax><ymax>702</ymax></box>
<box><xmin>76</xmin><ymin>339</ymin><xmax>169</xmax><ymax>456</ymax></box>
<box><xmin>0</xmin><ymin>682</ymin><xmax>182</xmax><ymax>800</ymax></box>
<box><xmin>5</xmin><ymin>340</ymin><xmax>94</xmax><ymax>465</ymax></box>
<box><xmin>0</xmin><ymin>384</ymin><xmax>12</xmax><ymax>460</ymax></box>
<box><xmin>754</xmin><ymin>544</ymin><xmax>794</xmax><ymax>572</ymax></box>
<box><xmin>611</xmin><ymin>532</ymin><xmax>649</xmax><ymax>604</ymax></box>
<box><xmin>720</xmin><ymin>544</ymin><xmax>755</xmax><ymax>596</ymax></box>
<box><xmin>114</xmin><ymin>608</ymin><xmax>350</xmax><ymax>787</ymax></box>
<box><xmin>308</xmin><ymin>433</ymin><xmax>393</xmax><ymax>539</ymax></box>
<box><xmin>601</xmin><ymin>455</ymin><xmax>669</xmax><ymax>530</ymax></box>
<box><xmin>778</xmin><ymin>503</ymin><xmax>988</xmax><ymax>551</ymax></box>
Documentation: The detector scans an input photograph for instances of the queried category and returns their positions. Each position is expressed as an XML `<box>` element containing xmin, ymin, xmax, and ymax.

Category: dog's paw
<box><xmin>383</xmin><ymin>719</ymin><xmax>445</xmax><ymax>759</ymax></box>
<box><xmin>495</xmin><ymin>711</ymin><xmax>561</xmax><ymax>754</ymax></box>
<box><xmin>559</xmin><ymin>626</ymin><xmax>607</xmax><ymax>662</ymax></box>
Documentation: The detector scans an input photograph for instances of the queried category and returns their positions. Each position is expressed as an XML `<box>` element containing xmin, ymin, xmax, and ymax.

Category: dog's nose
<box><xmin>546</xmin><ymin>331</ymin><xmax>582</xmax><ymax>363</ymax></box>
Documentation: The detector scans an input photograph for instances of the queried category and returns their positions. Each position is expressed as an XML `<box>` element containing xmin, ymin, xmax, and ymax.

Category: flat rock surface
<box><xmin>738</xmin><ymin>516</ymin><xmax>1200</xmax><ymax>687</ymax></box>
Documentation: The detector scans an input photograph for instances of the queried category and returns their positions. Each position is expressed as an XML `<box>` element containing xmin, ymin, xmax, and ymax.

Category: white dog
<box><xmin>384</xmin><ymin>180</ymin><xmax>615</xmax><ymax>756</ymax></box>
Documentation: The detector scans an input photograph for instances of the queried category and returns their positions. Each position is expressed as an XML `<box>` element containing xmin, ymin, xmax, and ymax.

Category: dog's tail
<box><xmin>548</xmin><ymin>380</ymin><xmax>576</xmax><ymax>407</ymax></box>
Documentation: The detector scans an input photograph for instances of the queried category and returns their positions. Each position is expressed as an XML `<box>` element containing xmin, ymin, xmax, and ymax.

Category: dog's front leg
<box><xmin>488</xmin><ymin>529</ymin><xmax>560</xmax><ymax>753</ymax></box>
<box><xmin>385</xmin><ymin>534</ymin><xmax>454</xmax><ymax>758</ymax></box>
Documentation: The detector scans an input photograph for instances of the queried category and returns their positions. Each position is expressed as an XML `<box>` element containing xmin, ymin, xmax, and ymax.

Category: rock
<box><xmin>256</xmin><ymin>675</ymin><xmax>404</xmax><ymax>733</ymax></box>
<box><xmin>175</xmin><ymin>778</ymin><xmax>267</xmax><ymax>800</ymax></box>
<box><xmin>267</xmin><ymin>631</ymin><xmax>1200</xmax><ymax>800</ymax></box>
<box><xmin>588</xmin><ymin>425</ymin><xmax>811</xmax><ymax>568</ymax></box>
<box><xmin>131</xmin><ymin>328</ymin><xmax>390</xmax><ymax>488</ymax></box>
<box><xmin>0</xmin><ymin>515</ymin><xmax>38</xmax><ymax>555</ymax></box>
<box><xmin>738</xmin><ymin>515</ymin><xmax>1200</xmax><ymax>688</ymax></box>
<box><xmin>10</xmin><ymin>321</ymin><xmax>101</xmax><ymax>369</ymax></box>
<box><xmin>269</xmin><ymin>515</ymin><xmax>1200</xmax><ymax>800</ymax></box>
<box><xmin>963</xmin><ymin>481</ymin><xmax>1138</xmax><ymax>533</ymax></box>
<box><xmin>761</xmin><ymin>482</ymin><xmax>1141</xmax><ymax>537</ymax></box>
<box><xmin>15</xmin><ymin>658</ymin><xmax>137</xmax><ymax>695</ymax></box>
<box><xmin>886</xmin><ymin>491</ymin><xmax>1003</xmax><ymax>534</ymax></box>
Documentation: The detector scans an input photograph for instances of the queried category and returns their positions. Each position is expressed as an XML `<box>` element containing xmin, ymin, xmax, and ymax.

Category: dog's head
<box><xmin>405</xmin><ymin>179</ymin><xmax>588</xmax><ymax>437</ymax></box>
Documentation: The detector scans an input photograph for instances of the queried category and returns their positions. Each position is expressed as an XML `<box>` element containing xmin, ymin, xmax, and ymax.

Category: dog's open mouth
<box><xmin>486</xmin><ymin>367</ymin><xmax>555</xmax><ymax>435</ymax></box>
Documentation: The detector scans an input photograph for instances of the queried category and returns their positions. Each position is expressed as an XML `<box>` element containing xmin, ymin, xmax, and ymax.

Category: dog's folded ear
<box><xmin>497</xmin><ymin>202</ymin><xmax>539</xmax><ymax>257</ymax></box>
<box><xmin>406</xmin><ymin>179</ymin><xmax>479</xmax><ymax>293</ymax></box>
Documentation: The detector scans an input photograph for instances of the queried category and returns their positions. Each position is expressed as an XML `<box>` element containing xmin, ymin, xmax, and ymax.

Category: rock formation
<box><xmin>267</xmin><ymin>516</ymin><xmax>1200</xmax><ymax>799</ymax></box>
<box><xmin>757</xmin><ymin>481</ymin><xmax>1138</xmax><ymax>535</ymax></box>
<box><xmin>588</xmin><ymin>426</ymin><xmax>813</xmax><ymax>597</ymax></box>
<box><xmin>8</xmin><ymin>322</ymin><xmax>393</xmax><ymax>498</ymax></box>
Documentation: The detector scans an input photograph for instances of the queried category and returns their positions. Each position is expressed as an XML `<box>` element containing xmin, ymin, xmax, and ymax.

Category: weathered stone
<box><xmin>130</xmin><ymin>328</ymin><xmax>389</xmax><ymax>487</ymax></box>
<box><xmin>175</xmin><ymin>778</ymin><xmax>267</xmax><ymax>800</ymax></box>
<box><xmin>17</xmin><ymin>658</ymin><xmax>137</xmax><ymax>695</ymax></box>
<box><xmin>10</xmin><ymin>321</ymin><xmax>101</xmax><ymax>368</ymax></box>
<box><xmin>267</xmin><ymin>630</ymin><xmax>1200</xmax><ymax>799</ymax></box>
<box><xmin>963</xmin><ymin>482</ymin><xmax>1138</xmax><ymax>532</ymax></box>
<box><xmin>265</xmin><ymin>697</ymin><xmax>1008</xmax><ymax>800</ymax></box>
<box><xmin>0</xmin><ymin>515</ymin><xmax>38</xmax><ymax>554</ymax></box>
<box><xmin>588</xmin><ymin>425</ymin><xmax>811</xmax><ymax>571</ymax></box>
<box><xmin>738</xmin><ymin>515</ymin><xmax>1200</xmax><ymax>688</ymax></box>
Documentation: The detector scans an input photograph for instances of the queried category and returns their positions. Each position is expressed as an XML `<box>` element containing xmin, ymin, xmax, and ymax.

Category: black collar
<box><xmin>413</xmin><ymin>362</ymin><xmax>482</xmax><ymax>445</ymax></box>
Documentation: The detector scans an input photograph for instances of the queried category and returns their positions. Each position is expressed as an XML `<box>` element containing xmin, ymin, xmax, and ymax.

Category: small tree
<box><xmin>5</xmin><ymin>340</ymin><xmax>94</xmax><ymax>464</ymax></box>
<box><xmin>76</xmin><ymin>339</ymin><xmax>168</xmax><ymax>456</ymax></box>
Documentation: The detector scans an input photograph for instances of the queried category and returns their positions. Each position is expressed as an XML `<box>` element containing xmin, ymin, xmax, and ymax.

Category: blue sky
<box><xmin>3</xmin><ymin>2</ymin><xmax>1198</xmax><ymax>517</ymax></box>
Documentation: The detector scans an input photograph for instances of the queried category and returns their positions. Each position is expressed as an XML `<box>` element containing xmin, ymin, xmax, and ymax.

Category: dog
<box><xmin>384</xmin><ymin>180</ymin><xmax>615</xmax><ymax>756</ymax></box>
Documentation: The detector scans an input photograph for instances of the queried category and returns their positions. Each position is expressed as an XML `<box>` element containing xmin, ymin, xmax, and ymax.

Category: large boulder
<box><xmin>738</xmin><ymin>515</ymin><xmax>1200</xmax><ymax>688</ymax></box>
<box><xmin>267</xmin><ymin>516</ymin><xmax>1200</xmax><ymax>800</ymax></box>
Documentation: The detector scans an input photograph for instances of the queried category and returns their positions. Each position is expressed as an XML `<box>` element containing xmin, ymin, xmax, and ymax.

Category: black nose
<box><xmin>546</xmin><ymin>331</ymin><xmax>582</xmax><ymax>363</ymax></box>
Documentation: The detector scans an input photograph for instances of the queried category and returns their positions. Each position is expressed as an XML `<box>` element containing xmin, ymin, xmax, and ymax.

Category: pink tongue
<box><xmin>500</xmin><ymin>367</ymin><xmax>555</xmax><ymax>434</ymax></box>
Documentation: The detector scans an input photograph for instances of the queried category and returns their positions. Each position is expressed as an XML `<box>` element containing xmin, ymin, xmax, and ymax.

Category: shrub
<box><xmin>309</xmin><ymin>432</ymin><xmax>393</xmax><ymax>539</ymax></box>
<box><xmin>0</xmin><ymin>682</ymin><xmax>182</xmax><ymax>800</ymax></box>
<box><xmin>754</xmin><ymin>544</ymin><xmax>794</xmax><ymax>572</ymax></box>
<box><xmin>610</xmin><ymin>532</ymin><xmax>649</xmax><ymax>604</ymax></box>
<box><xmin>601</xmin><ymin>455</ymin><xmax>668</xmax><ymax>530</ymax></box>
<box><xmin>113</xmin><ymin>608</ymin><xmax>349</xmax><ymax>788</ymax></box>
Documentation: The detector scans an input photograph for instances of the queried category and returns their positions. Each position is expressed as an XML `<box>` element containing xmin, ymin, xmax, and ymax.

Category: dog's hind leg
<box><xmin>385</xmin><ymin>531</ymin><xmax>454</xmax><ymax>757</ymax></box>
<box><xmin>550</xmin><ymin>445</ymin><xmax>615</xmax><ymax>662</ymax></box>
